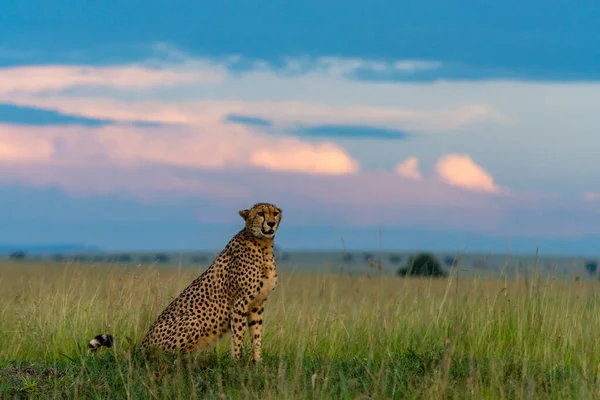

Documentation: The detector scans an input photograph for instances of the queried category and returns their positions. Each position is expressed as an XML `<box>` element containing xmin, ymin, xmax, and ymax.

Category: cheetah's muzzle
<box><xmin>261</xmin><ymin>228</ymin><xmax>275</xmax><ymax>236</ymax></box>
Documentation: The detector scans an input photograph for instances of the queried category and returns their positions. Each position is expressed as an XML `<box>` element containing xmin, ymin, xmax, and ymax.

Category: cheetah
<box><xmin>89</xmin><ymin>202</ymin><xmax>282</xmax><ymax>363</ymax></box>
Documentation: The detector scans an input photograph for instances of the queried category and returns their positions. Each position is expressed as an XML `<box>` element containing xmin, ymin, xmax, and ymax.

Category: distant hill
<box><xmin>0</xmin><ymin>244</ymin><xmax>101</xmax><ymax>255</ymax></box>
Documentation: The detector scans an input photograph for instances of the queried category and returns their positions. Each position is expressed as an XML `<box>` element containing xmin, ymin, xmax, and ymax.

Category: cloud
<box><xmin>0</xmin><ymin>95</ymin><xmax>504</xmax><ymax>134</ymax></box>
<box><xmin>0</xmin><ymin>54</ymin><xmax>509</xmax><ymax>135</ymax></box>
<box><xmin>584</xmin><ymin>192</ymin><xmax>600</xmax><ymax>201</ymax></box>
<box><xmin>4</xmin><ymin>158</ymin><xmax>600</xmax><ymax>239</ymax></box>
<box><xmin>288</xmin><ymin>124</ymin><xmax>410</xmax><ymax>140</ymax></box>
<box><xmin>0</xmin><ymin>44</ymin><xmax>599</xmax><ymax>247</ymax></box>
<box><xmin>223</xmin><ymin>55</ymin><xmax>442</xmax><ymax>78</ymax></box>
<box><xmin>350</xmin><ymin>61</ymin><xmax>528</xmax><ymax>83</ymax></box>
<box><xmin>0</xmin><ymin>64</ymin><xmax>219</xmax><ymax>95</ymax></box>
<box><xmin>0</xmin><ymin>122</ymin><xmax>359</xmax><ymax>176</ymax></box>
<box><xmin>0</xmin><ymin>161</ymin><xmax>502</xmax><ymax>229</ymax></box>
<box><xmin>0</xmin><ymin>121</ymin><xmax>499</xmax><ymax>232</ymax></box>
<box><xmin>394</xmin><ymin>156</ymin><xmax>422</xmax><ymax>180</ymax></box>
<box><xmin>225</xmin><ymin>114</ymin><xmax>272</xmax><ymax>127</ymax></box>
<box><xmin>0</xmin><ymin>121</ymin><xmax>500</xmax><ymax>229</ymax></box>
<box><xmin>0</xmin><ymin>51</ymin><xmax>598</xmax><ymax>209</ymax></box>
<box><xmin>0</xmin><ymin>103</ymin><xmax>112</xmax><ymax>126</ymax></box>
<box><xmin>2</xmin><ymin>1</ymin><xmax>598</xmax><ymax>82</ymax></box>
<box><xmin>435</xmin><ymin>154</ymin><xmax>504</xmax><ymax>194</ymax></box>
<box><xmin>251</xmin><ymin>142</ymin><xmax>359</xmax><ymax>175</ymax></box>
<box><xmin>1</xmin><ymin>120</ymin><xmax>598</xmax><ymax>239</ymax></box>
<box><xmin>0</xmin><ymin>130</ymin><xmax>54</xmax><ymax>162</ymax></box>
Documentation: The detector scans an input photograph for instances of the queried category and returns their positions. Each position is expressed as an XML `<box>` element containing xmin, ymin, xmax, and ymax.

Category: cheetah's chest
<box><xmin>255</xmin><ymin>265</ymin><xmax>278</xmax><ymax>302</ymax></box>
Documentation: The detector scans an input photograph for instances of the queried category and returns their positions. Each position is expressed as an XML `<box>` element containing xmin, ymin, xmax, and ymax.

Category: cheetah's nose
<box><xmin>267</xmin><ymin>222</ymin><xmax>276</xmax><ymax>228</ymax></box>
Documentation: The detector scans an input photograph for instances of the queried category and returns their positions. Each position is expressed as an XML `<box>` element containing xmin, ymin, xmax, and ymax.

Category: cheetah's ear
<box><xmin>239</xmin><ymin>209</ymin><xmax>250</xmax><ymax>220</ymax></box>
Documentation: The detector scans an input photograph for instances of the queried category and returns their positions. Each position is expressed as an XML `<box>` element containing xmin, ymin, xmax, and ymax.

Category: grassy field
<box><xmin>1</xmin><ymin>260</ymin><xmax>600</xmax><ymax>399</ymax></box>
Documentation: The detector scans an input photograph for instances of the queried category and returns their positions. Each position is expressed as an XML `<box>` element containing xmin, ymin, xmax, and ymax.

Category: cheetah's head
<box><xmin>239</xmin><ymin>203</ymin><xmax>282</xmax><ymax>240</ymax></box>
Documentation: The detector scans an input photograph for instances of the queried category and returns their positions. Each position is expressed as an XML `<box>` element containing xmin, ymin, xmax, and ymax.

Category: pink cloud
<box><xmin>0</xmin><ymin>64</ymin><xmax>219</xmax><ymax>94</ymax></box>
<box><xmin>0</xmin><ymin>54</ymin><xmax>509</xmax><ymax>133</ymax></box>
<box><xmin>0</xmin><ymin>130</ymin><xmax>54</xmax><ymax>161</ymax></box>
<box><xmin>229</xmin><ymin>170</ymin><xmax>506</xmax><ymax>229</ymax></box>
<box><xmin>0</xmin><ymin>122</ymin><xmax>358</xmax><ymax>176</ymax></box>
<box><xmin>0</xmin><ymin>95</ymin><xmax>505</xmax><ymax>133</ymax></box>
<box><xmin>1</xmin><ymin>122</ymin><xmax>598</xmax><ymax>237</ymax></box>
<box><xmin>0</xmin><ymin>164</ymin><xmax>507</xmax><ymax>230</ymax></box>
<box><xmin>0</xmin><ymin>123</ymin><xmax>493</xmax><ymax>213</ymax></box>
<box><xmin>251</xmin><ymin>142</ymin><xmax>359</xmax><ymax>175</ymax></box>
<box><xmin>0</xmin><ymin>55</ymin><xmax>596</xmax><ymax>238</ymax></box>
<box><xmin>394</xmin><ymin>156</ymin><xmax>422</xmax><ymax>180</ymax></box>
<box><xmin>584</xmin><ymin>192</ymin><xmax>600</xmax><ymax>201</ymax></box>
<box><xmin>435</xmin><ymin>154</ymin><xmax>505</xmax><ymax>194</ymax></box>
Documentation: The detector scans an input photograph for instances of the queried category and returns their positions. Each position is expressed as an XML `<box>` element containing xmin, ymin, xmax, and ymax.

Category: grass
<box><xmin>1</xmin><ymin>260</ymin><xmax>600</xmax><ymax>399</ymax></box>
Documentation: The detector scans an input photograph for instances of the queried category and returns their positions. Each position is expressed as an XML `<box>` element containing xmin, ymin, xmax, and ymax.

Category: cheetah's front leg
<box><xmin>247</xmin><ymin>300</ymin><xmax>265</xmax><ymax>363</ymax></box>
<box><xmin>230</xmin><ymin>296</ymin><xmax>249</xmax><ymax>360</ymax></box>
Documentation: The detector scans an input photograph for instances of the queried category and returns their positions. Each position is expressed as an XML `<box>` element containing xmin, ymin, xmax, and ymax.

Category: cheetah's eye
<box><xmin>273</xmin><ymin>212</ymin><xmax>279</xmax><ymax>217</ymax></box>
<box><xmin>257</xmin><ymin>212</ymin><xmax>265</xmax><ymax>217</ymax></box>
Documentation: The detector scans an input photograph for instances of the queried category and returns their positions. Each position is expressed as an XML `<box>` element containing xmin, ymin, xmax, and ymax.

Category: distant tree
<box><xmin>72</xmin><ymin>255</ymin><xmax>88</xmax><ymax>263</ymax></box>
<box><xmin>117</xmin><ymin>254</ymin><xmax>132</xmax><ymax>263</ymax></box>
<box><xmin>342</xmin><ymin>253</ymin><xmax>354</xmax><ymax>263</ymax></box>
<box><xmin>155</xmin><ymin>253</ymin><xmax>170</xmax><ymax>263</ymax></box>
<box><xmin>388</xmin><ymin>254</ymin><xmax>402</xmax><ymax>265</ymax></box>
<box><xmin>397</xmin><ymin>253</ymin><xmax>447</xmax><ymax>278</ymax></box>
<box><xmin>9</xmin><ymin>250</ymin><xmax>26</xmax><ymax>260</ymax></box>
<box><xmin>139</xmin><ymin>255</ymin><xmax>153</xmax><ymax>263</ymax></box>
<box><xmin>53</xmin><ymin>254</ymin><xmax>65</xmax><ymax>263</ymax></box>
<box><xmin>585</xmin><ymin>260</ymin><xmax>598</xmax><ymax>276</ymax></box>
<box><xmin>363</xmin><ymin>253</ymin><xmax>375</xmax><ymax>263</ymax></box>
<box><xmin>92</xmin><ymin>255</ymin><xmax>106</xmax><ymax>263</ymax></box>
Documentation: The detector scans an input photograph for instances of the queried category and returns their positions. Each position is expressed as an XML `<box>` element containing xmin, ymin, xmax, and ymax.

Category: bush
<box><xmin>585</xmin><ymin>260</ymin><xmax>598</xmax><ymax>276</ymax></box>
<box><xmin>155</xmin><ymin>253</ymin><xmax>170</xmax><ymax>263</ymax></box>
<box><xmin>9</xmin><ymin>250</ymin><xmax>26</xmax><ymax>260</ymax></box>
<box><xmin>397</xmin><ymin>253</ymin><xmax>447</xmax><ymax>278</ymax></box>
<box><xmin>72</xmin><ymin>255</ymin><xmax>88</xmax><ymax>263</ymax></box>
<box><xmin>117</xmin><ymin>254</ymin><xmax>132</xmax><ymax>263</ymax></box>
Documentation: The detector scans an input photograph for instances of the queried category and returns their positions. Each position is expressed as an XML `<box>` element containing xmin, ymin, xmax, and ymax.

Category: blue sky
<box><xmin>0</xmin><ymin>0</ymin><xmax>599</xmax><ymax>255</ymax></box>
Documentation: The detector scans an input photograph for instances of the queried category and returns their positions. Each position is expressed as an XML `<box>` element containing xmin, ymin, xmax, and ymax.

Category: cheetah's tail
<box><xmin>88</xmin><ymin>334</ymin><xmax>115</xmax><ymax>352</ymax></box>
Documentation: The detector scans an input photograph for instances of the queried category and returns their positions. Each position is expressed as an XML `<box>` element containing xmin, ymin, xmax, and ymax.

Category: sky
<box><xmin>0</xmin><ymin>0</ymin><xmax>599</xmax><ymax>255</ymax></box>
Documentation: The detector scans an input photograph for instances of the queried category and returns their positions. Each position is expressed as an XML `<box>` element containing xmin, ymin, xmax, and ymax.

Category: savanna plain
<box><xmin>1</xmin><ymin>257</ymin><xmax>600</xmax><ymax>399</ymax></box>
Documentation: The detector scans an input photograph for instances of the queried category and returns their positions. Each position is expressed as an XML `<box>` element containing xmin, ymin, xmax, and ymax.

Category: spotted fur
<box><xmin>89</xmin><ymin>202</ymin><xmax>282</xmax><ymax>363</ymax></box>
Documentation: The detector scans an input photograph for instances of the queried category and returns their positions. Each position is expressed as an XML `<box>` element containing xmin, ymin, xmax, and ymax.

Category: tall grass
<box><xmin>1</xmin><ymin>260</ymin><xmax>600</xmax><ymax>399</ymax></box>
